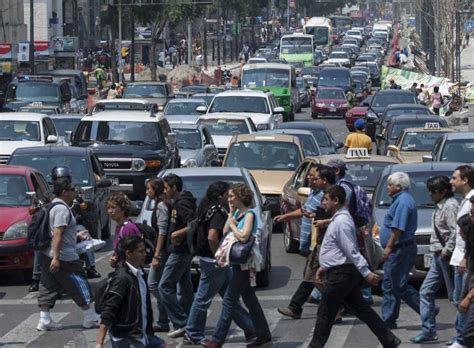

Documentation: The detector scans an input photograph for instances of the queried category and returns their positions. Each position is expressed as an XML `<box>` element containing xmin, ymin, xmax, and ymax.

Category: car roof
<box><xmin>231</xmin><ymin>133</ymin><xmax>299</xmax><ymax>143</ymax></box>
<box><xmin>374</xmin><ymin>89</ymin><xmax>415</xmax><ymax>95</ymax></box>
<box><xmin>214</xmin><ymin>90</ymin><xmax>271</xmax><ymax>97</ymax></box>
<box><xmin>49</xmin><ymin>114</ymin><xmax>84</xmax><ymax>119</ymax></box>
<box><xmin>161</xmin><ymin>167</ymin><xmax>246</xmax><ymax>177</ymax></box>
<box><xmin>277</xmin><ymin>121</ymin><xmax>327</xmax><ymax>129</ymax></box>
<box><xmin>94</xmin><ymin>98</ymin><xmax>153</xmax><ymax>105</ymax></box>
<box><xmin>385</xmin><ymin>104</ymin><xmax>429</xmax><ymax>110</ymax></box>
<box><xmin>382</xmin><ymin>162</ymin><xmax>464</xmax><ymax>174</ymax></box>
<box><xmin>125</xmin><ymin>82</ymin><xmax>167</xmax><ymax>86</ymax></box>
<box><xmin>81</xmin><ymin>110</ymin><xmax>164</xmax><ymax>122</ymax></box>
<box><xmin>198</xmin><ymin>114</ymin><xmax>251</xmax><ymax>120</ymax></box>
<box><xmin>261</xmin><ymin>129</ymin><xmax>315</xmax><ymax>136</ymax></box>
<box><xmin>0</xmin><ymin>112</ymin><xmax>50</xmax><ymax>121</ymax></box>
<box><xmin>317</xmin><ymin>86</ymin><xmax>345</xmax><ymax>91</ymax></box>
<box><xmin>401</xmin><ymin>127</ymin><xmax>454</xmax><ymax>133</ymax></box>
<box><xmin>388</xmin><ymin>115</ymin><xmax>446</xmax><ymax>122</ymax></box>
<box><xmin>443</xmin><ymin>132</ymin><xmax>474</xmax><ymax>139</ymax></box>
<box><xmin>170</xmin><ymin>123</ymin><xmax>200</xmax><ymax>130</ymax></box>
<box><xmin>0</xmin><ymin>165</ymin><xmax>37</xmax><ymax>175</ymax></box>
<box><xmin>243</xmin><ymin>63</ymin><xmax>292</xmax><ymax>71</ymax></box>
<box><xmin>167</xmin><ymin>98</ymin><xmax>206</xmax><ymax>104</ymax></box>
<box><xmin>313</xmin><ymin>154</ymin><xmax>400</xmax><ymax>164</ymax></box>
<box><xmin>12</xmin><ymin>145</ymin><xmax>90</xmax><ymax>156</ymax></box>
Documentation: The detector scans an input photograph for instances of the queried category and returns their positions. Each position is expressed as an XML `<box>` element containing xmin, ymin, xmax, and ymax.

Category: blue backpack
<box><xmin>340</xmin><ymin>179</ymin><xmax>373</xmax><ymax>228</ymax></box>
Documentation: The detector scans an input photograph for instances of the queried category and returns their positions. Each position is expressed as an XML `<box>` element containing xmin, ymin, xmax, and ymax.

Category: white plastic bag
<box><xmin>76</xmin><ymin>239</ymin><xmax>106</xmax><ymax>254</ymax></box>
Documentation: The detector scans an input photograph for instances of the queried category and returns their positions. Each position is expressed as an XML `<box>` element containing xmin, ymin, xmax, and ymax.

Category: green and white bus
<box><xmin>241</xmin><ymin>63</ymin><xmax>298</xmax><ymax>121</ymax></box>
<box><xmin>279</xmin><ymin>33</ymin><xmax>314</xmax><ymax>67</ymax></box>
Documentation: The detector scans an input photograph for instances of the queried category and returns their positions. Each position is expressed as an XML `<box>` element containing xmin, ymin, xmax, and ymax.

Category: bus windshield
<box><xmin>305</xmin><ymin>27</ymin><xmax>329</xmax><ymax>45</ymax></box>
<box><xmin>331</xmin><ymin>17</ymin><xmax>352</xmax><ymax>29</ymax></box>
<box><xmin>281</xmin><ymin>37</ymin><xmax>313</xmax><ymax>54</ymax></box>
<box><xmin>242</xmin><ymin>68</ymin><xmax>290</xmax><ymax>88</ymax></box>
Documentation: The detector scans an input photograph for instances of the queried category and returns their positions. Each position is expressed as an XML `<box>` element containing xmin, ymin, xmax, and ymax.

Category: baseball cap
<box><xmin>326</xmin><ymin>159</ymin><xmax>346</xmax><ymax>171</ymax></box>
<box><xmin>354</xmin><ymin>118</ymin><xmax>366</xmax><ymax>129</ymax></box>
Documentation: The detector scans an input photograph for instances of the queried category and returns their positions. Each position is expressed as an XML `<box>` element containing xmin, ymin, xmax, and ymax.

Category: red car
<box><xmin>311</xmin><ymin>87</ymin><xmax>349</xmax><ymax>119</ymax></box>
<box><xmin>0</xmin><ymin>165</ymin><xmax>51</xmax><ymax>277</ymax></box>
<box><xmin>345</xmin><ymin>96</ymin><xmax>372</xmax><ymax>131</ymax></box>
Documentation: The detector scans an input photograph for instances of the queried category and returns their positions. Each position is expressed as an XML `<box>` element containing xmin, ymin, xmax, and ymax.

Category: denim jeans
<box><xmin>311</xmin><ymin>288</ymin><xmax>321</xmax><ymax>300</ymax></box>
<box><xmin>453</xmin><ymin>266</ymin><xmax>465</xmax><ymax>305</ymax></box>
<box><xmin>381</xmin><ymin>243</ymin><xmax>420</xmax><ymax>326</ymax></box>
<box><xmin>83</xmin><ymin>251</ymin><xmax>96</xmax><ymax>268</ymax></box>
<box><xmin>109</xmin><ymin>333</ymin><xmax>165</xmax><ymax>348</ymax></box>
<box><xmin>158</xmin><ymin>252</ymin><xmax>194</xmax><ymax>329</ymax></box>
<box><xmin>362</xmin><ymin>287</ymin><xmax>373</xmax><ymax>303</ymax></box>
<box><xmin>185</xmin><ymin>260</ymin><xmax>255</xmax><ymax>343</ymax></box>
<box><xmin>454</xmin><ymin>267</ymin><xmax>468</xmax><ymax>344</ymax></box>
<box><xmin>212</xmin><ymin>265</ymin><xmax>271</xmax><ymax>344</ymax></box>
<box><xmin>147</xmin><ymin>251</ymin><xmax>170</xmax><ymax>328</ymax></box>
<box><xmin>419</xmin><ymin>252</ymin><xmax>454</xmax><ymax>336</ymax></box>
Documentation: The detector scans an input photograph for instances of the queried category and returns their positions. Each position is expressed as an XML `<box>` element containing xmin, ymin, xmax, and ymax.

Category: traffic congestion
<box><xmin>1</xmin><ymin>1</ymin><xmax>474</xmax><ymax>347</ymax></box>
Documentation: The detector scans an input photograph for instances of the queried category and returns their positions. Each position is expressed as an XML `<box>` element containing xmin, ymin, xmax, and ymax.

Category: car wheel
<box><xmin>256</xmin><ymin>243</ymin><xmax>271</xmax><ymax>288</ymax></box>
<box><xmin>283</xmin><ymin>221</ymin><xmax>299</xmax><ymax>253</ymax></box>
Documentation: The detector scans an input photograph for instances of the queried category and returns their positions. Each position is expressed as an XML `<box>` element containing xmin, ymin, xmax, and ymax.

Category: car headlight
<box><xmin>3</xmin><ymin>220</ymin><xmax>28</xmax><ymax>240</ymax></box>
<box><xmin>316</xmin><ymin>103</ymin><xmax>326</xmax><ymax>107</ymax></box>
<box><xmin>257</xmin><ymin>124</ymin><xmax>270</xmax><ymax>131</ymax></box>
<box><xmin>132</xmin><ymin>158</ymin><xmax>146</xmax><ymax>171</ymax></box>
<box><xmin>158</xmin><ymin>105</ymin><xmax>164</xmax><ymax>112</ymax></box>
<box><xmin>184</xmin><ymin>158</ymin><xmax>198</xmax><ymax>168</ymax></box>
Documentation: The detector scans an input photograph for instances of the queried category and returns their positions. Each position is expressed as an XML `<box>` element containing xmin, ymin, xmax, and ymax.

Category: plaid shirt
<box><xmin>430</xmin><ymin>197</ymin><xmax>458</xmax><ymax>253</ymax></box>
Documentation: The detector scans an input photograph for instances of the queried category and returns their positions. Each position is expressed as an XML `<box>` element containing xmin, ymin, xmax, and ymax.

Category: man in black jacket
<box><xmin>95</xmin><ymin>236</ymin><xmax>165</xmax><ymax>348</ymax></box>
<box><xmin>159</xmin><ymin>174</ymin><xmax>197</xmax><ymax>338</ymax></box>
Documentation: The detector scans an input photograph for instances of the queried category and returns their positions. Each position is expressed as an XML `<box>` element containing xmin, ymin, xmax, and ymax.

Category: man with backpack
<box><xmin>159</xmin><ymin>174</ymin><xmax>197</xmax><ymax>338</ymax></box>
<box><xmin>184</xmin><ymin>182</ymin><xmax>256</xmax><ymax>345</ymax></box>
<box><xmin>36</xmin><ymin>168</ymin><xmax>100</xmax><ymax>331</ymax></box>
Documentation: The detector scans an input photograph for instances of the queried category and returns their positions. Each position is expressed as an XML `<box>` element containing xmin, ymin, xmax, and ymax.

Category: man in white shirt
<box><xmin>449</xmin><ymin>165</ymin><xmax>474</xmax><ymax>348</ymax></box>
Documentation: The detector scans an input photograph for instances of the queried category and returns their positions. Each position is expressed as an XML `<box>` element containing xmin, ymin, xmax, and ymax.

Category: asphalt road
<box><xmin>0</xmin><ymin>106</ymin><xmax>459</xmax><ymax>348</ymax></box>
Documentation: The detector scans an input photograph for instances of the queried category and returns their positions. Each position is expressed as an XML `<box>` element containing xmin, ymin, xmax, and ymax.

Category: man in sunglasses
<box><xmin>36</xmin><ymin>166</ymin><xmax>100</xmax><ymax>331</ymax></box>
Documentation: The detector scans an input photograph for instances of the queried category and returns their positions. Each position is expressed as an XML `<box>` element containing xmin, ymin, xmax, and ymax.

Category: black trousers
<box><xmin>309</xmin><ymin>264</ymin><xmax>398</xmax><ymax>348</ymax></box>
<box><xmin>288</xmin><ymin>281</ymin><xmax>314</xmax><ymax>315</ymax></box>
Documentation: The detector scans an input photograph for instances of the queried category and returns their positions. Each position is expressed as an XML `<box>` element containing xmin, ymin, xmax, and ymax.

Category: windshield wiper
<box><xmin>126</xmin><ymin>140</ymin><xmax>155</xmax><ymax>146</ymax></box>
<box><xmin>103</xmin><ymin>139</ymin><xmax>124</xmax><ymax>145</ymax></box>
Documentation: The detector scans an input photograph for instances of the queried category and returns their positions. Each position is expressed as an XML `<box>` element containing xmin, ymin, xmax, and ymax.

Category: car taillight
<box><xmin>372</xmin><ymin>223</ymin><xmax>380</xmax><ymax>241</ymax></box>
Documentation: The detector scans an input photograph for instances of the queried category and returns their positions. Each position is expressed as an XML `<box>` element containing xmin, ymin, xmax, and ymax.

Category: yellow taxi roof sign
<box><xmin>346</xmin><ymin>148</ymin><xmax>370</xmax><ymax>159</ymax></box>
<box><xmin>424</xmin><ymin>122</ymin><xmax>440</xmax><ymax>130</ymax></box>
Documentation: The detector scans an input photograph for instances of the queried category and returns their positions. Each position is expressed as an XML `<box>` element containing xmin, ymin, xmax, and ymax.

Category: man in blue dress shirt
<box><xmin>380</xmin><ymin>172</ymin><xmax>420</xmax><ymax>329</ymax></box>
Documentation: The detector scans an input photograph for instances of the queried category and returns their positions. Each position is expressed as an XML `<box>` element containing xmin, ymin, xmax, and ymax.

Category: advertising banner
<box><xmin>0</xmin><ymin>44</ymin><xmax>12</xmax><ymax>59</ymax></box>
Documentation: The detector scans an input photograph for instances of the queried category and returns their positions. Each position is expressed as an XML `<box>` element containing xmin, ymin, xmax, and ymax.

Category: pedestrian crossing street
<box><xmin>0</xmin><ymin>292</ymin><xmax>458</xmax><ymax>348</ymax></box>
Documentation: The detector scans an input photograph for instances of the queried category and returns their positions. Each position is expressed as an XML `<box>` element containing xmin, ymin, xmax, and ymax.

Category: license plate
<box><xmin>110</xmin><ymin>177</ymin><xmax>120</xmax><ymax>186</ymax></box>
<box><xmin>424</xmin><ymin>253</ymin><xmax>433</xmax><ymax>268</ymax></box>
<box><xmin>330</xmin><ymin>108</ymin><xmax>337</xmax><ymax>112</ymax></box>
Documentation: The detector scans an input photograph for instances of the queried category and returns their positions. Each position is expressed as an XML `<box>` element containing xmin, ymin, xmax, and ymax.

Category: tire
<box><xmin>283</xmin><ymin>221</ymin><xmax>299</xmax><ymax>253</ymax></box>
<box><xmin>256</xmin><ymin>245</ymin><xmax>271</xmax><ymax>288</ymax></box>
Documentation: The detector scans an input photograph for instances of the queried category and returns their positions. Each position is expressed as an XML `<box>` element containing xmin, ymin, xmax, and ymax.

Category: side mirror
<box><xmin>97</xmin><ymin>178</ymin><xmax>112</xmax><ymax>188</ymax></box>
<box><xmin>422</xmin><ymin>155</ymin><xmax>433</xmax><ymax>162</ymax></box>
<box><xmin>297</xmin><ymin>187</ymin><xmax>311</xmax><ymax>197</ymax></box>
<box><xmin>167</xmin><ymin>133</ymin><xmax>177</xmax><ymax>145</ymax></box>
<box><xmin>64</xmin><ymin>131</ymin><xmax>73</xmax><ymax>144</ymax></box>
<box><xmin>387</xmin><ymin>145</ymin><xmax>399</xmax><ymax>153</ymax></box>
<box><xmin>196</xmin><ymin>105</ymin><xmax>207</xmax><ymax>114</ymax></box>
<box><xmin>335</xmin><ymin>142</ymin><xmax>344</xmax><ymax>149</ymax></box>
<box><xmin>46</xmin><ymin>135</ymin><xmax>58</xmax><ymax>143</ymax></box>
<box><xmin>273</xmin><ymin>106</ymin><xmax>285</xmax><ymax>114</ymax></box>
<box><xmin>26</xmin><ymin>191</ymin><xmax>37</xmax><ymax>200</ymax></box>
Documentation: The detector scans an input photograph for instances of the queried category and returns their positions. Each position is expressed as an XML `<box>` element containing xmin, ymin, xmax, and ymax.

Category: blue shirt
<box><xmin>379</xmin><ymin>191</ymin><xmax>418</xmax><ymax>248</ymax></box>
<box><xmin>300</xmin><ymin>190</ymin><xmax>323</xmax><ymax>252</ymax></box>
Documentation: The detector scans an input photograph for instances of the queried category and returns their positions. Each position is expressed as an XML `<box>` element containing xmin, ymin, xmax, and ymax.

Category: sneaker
<box><xmin>168</xmin><ymin>327</ymin><xmax>186</xmax><ymax>338</ymax></box>
<box><xmin>277</xmin><ymin>307</ymin><xmax>301</xmax><ymax>319</ymax></box>
<box><xmin>445</xmin><ymin>342</ymin><xmax>467</xmax><ymax>348</ymax></box>
<box><xmin>410</xmin><ymin>333</ymin><xmax>438</xmax><ymax>343</ymax></box>
<box><xmin>28</xmin><ymin>280</ymin><xmax>39</xmax><ymax>292</ymax></box>
<box><xmin>37</xmin><ymin>319</ymin><xmax>63</xmax><ymax>331</ymax></box>
<box><xmin>83</xmin><ymin>312</ymin><xmax>101</xmax><ymax>329</ymax></box>
<box><xmin>86</xmin><ymin>268</ymin><xmax>102</xmax><ymax>279</ymax></box>
<box><xmin>183</xmin><ymin>332</ymin><xmax>204</xmax><ymax>345</ymax></box>
<box><xmin>246</xmin><ymin>336</ymin><xmax>272</xmax><ymax>347</ymax></box>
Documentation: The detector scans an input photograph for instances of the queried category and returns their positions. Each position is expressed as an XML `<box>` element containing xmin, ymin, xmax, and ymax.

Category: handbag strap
<box><xmin>433</xmin><ymin>210</ymin><xmax>446</xmax><ymax>247</ymax></box>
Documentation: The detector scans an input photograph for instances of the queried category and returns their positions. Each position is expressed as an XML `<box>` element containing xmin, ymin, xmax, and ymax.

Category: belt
<box><xmin>392</xmin><ymin>239</ymin><xmax>415</xmax><ymax>252</ymax></box>
<box><xmin>326</xmin><ymin>263</ymin><xmax>356</xmax><ymax>273</ymax></box>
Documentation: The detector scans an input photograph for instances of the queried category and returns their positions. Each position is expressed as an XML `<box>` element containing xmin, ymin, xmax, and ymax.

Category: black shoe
<box><xmin>28</xmin><ymin>280</ymin><xmax>39</xmax><ymax>292</ymax></box>
<box><xmin>384</xmin><ymin>337</ymin><xmax>401</xmax><ymax>348</ymax></box>
<box><xmin>86</xmin><ymin>268</ymin><xmax>102</xmax><ymax>279</ymax></box>
<box><xmin>153</xmin><ymin>324</ymin><xmax>170</xmax><ymax>332</ymax></box>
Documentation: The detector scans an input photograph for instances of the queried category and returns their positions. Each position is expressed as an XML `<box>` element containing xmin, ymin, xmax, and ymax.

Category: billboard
<box><xmin>0</xmin><ymin>44</ymin><xmax>12</xmax><ymax>59</ymax></box>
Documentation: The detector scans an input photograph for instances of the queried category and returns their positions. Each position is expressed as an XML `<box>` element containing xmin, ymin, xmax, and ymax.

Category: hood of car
<box><xmin>166</xmin><ymin>115</ymin><xmax>200</xmax><ymax>124</ymax></box>
<box><xmin>396</xmin><ymin>151</ymin><xmax>429</xmax><ymax>164</ymax></box>
<box><xmin>250</xmin><ymin>170</ymin><xmax>293</xmax><ymax>195</ymax></box>
<box><xmin>2</xmin><ymin>141</ymin><xmax>45</xmax><ymax>155</ymax></box>
<box><xmin>348</xmin><ymin>106</ymin><xmax>369</xmax><ymax>115</ymax></box>
<box><xmin>0</xmin><ymin>207</ymin><xmax>30</xmax><ymax>233</ymax></box>
<box><xmin>209</xmin><ymin>112</ymin><xmax>271</xmax><ymax>125</ymax></box>
<box><xmin>86</xmin><ymin>143</ymin><xmax>167</xmax><ymax>158</ymax></box>
<box><xmin>316</xmin><ymin>98</ymin><xmax>347</xmax><ymax>105</ymax></box>
<box><xmin>179</xmin><ymin>148</ymin><xmax>200</xmax><ymax>164</ymax></box>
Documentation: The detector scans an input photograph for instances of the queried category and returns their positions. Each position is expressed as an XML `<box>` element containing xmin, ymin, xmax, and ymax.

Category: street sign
<box><xmin>18</xmin><ymin>43</ymin><xmax>30</xmax><ymax>62</ymax></box>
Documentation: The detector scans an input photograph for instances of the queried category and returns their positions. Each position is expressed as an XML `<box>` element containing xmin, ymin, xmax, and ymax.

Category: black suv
<box><xmin>7</xmin><ymin>146</ymin><xmax>112</xmax><ymax>239</ymax></box>
<box><xmin>2</xmin><ymin>75</ymin><xmax>72</xmax><ymax>112</ymax></box>
<box><xmin>72</xmin><ymin>108</ymin><xmax>180</xmax><ymax>199</ymax></box>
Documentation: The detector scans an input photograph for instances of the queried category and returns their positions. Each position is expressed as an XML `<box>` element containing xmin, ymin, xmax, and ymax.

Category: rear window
<box><xmin>316</xmin><ymin>89</ymin><xmax>345</xmax><ymax>99</ymax></box>
<box><xmin>372</xmin><ymin>93</ymin><xmax>416</xmax><ymax>108</ymax></box>
<box><xmin>389</xmin><ymin>121</ymin><xmax>445</xmax><ymax>140</ymax></box>
<box><xmin>441</xmin><ymin>139</ymin><xmax>474</xmax><ymax>163</ymax></box>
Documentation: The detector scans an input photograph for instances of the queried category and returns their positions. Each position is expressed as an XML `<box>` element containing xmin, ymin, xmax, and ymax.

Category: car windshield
<box><xmin>400</xmin><ymin>132</ymin><xmax>449</xmax><ymax>152</ymax></box>
<box><xmin>345</xmin><ymin>162</ymin><xmax>393</xmax><ymax>191</ymax></box>
<box><xmin>8</xmin><ymin>155</ymin><xmax>90</xmax><ymax>185</ymax></box>
<box><xmin>376</xmin><ymin>171</ymin><xmax>456</xmax><ymax>208</ymax></box>
<box><xmin>281</xmin><ymin>37</ymin><xmax>313</xmax><ymax>54</ymax></box>
<box><xmin>200</xmin><ymin>119</ymin><xmax>250</xmax><ymax>135</ymax></box>
<box><xmin>180</xmin><ymin>85</ymin><xmax>208</xmax><ymax>93</ymax></box>
<box><xmin>318</xmin><ymin>74</ymin><xmax>350</xmax><ymax>88</ymax></box>
<box><xmin>385</xmin><ymin>108</ymin><xmax>430</xmax><ymax>119</ymax></box>
<box><xmin>0</xmin><ymin>174</ymin><xmax>30</xmax><ymax>207</ymax></box>
<box><xmin>0</xmin><ymin>120</ymin><xmax>41</xmax><ymax>141</ymax></box>
<box><xmin>165</xmin><ymin>101</ymin><xmax>204</xmax><ymax>116</ymax></box>
<box><xmin>172</xmin><ymin>128</ymin><xmax>202</xmax><ymax>149</ymax></box>
<box><xmin>209</xmin><ymin>96</ymin><xmax>269</xmax><ymax>114</ymax></box>
<box><xmin>316</xmin><ymin>89</ymin><xmax>345</xmax><ymax>99</ymax></box>
<box><xmin>75</xmin><ymin>121</ymin><xmax>162</xmax><ymax>145</ymax></box>
<box><xmin>390</xmin><ymin>122</ymin><xmax>439</xmax><ymax>140</ymax></box>
<box><xmin>51</xmin><ymin>118</ymin><xmax>81</xmax><ymax>135</ymax></box>
<box><xmin>6</xmin><ymin>83</ymin><xmax>60</xmax><ymax>103</ymax></box>
<box><xmin>372</xmin><ymin>94</ymin><xmax>416</xmax><ymax>108</ymax></box>
<box><xmin>123</xmin><ymin>84</ymin><xmax>166</xmax><ymax>98</ymax></box>
<box><xmin>441</xmin><ymin>139</ymin><xmax>474</xmax><ymax>163</ymax></box>
<box><xmin>224</xmin><ymin>141</ymin><xmax>301</xmax><ymax>170</ymax></box>
<box><xmin>291</xmin><ymin>134</ymin><xmax>319</xmax><ymax>156</ymax></box>
<box><xmin>306</xmin><ymin>27</ymin><xmax>329</xmax><ymax>45</ymax></box>
<box><xmin>311</xmin><ymin>129</ymin><xmax>332</xmax><ymax>147</ymax></box>
<box><xmin>242</xmin><ymin>68</ymin><xmax>290</xmax><ymax>88</ymax></box>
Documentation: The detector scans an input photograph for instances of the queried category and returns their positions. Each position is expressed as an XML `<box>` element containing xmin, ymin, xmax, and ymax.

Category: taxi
<box><xmin>387</xmin><ymin>124</ymin><xmax>455</xmax><ymax>163</ymax></box>
<box><xmin>280</xmin><ymin>148</ymin><xmax>400</xmax><ymax>253</ymax></box>
<box><xmin>222</xmin><ymin>134</ymin><xmax>304</xmax><ymax>231</ymax></box>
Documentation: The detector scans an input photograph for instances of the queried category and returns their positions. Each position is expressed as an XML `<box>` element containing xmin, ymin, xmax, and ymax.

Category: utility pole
<box><xmin>131</xmin><ymin>10</ymin><xmax>135</xmax><ymax>82</ymax></box>
<box><xmin>287</xmin><ymin>0</ymin><xmax>290</xmax><ymax>30</ymax></box>
<box><xmin>188</xmin><ymin>21</ymin><xmax>192</xmax><ymax>65</ymax></box>
<box><xmin>29</xmin><ymin>0</ymin><xmax>34</xmax><ymax>75</ymax></box>
<box><xmin>434</xmin><ymin>0</ymin><xmax>442</xmax><ymax>76</ymax></box>
<box><xmin>118</xmin><ymin>0</ymin><xmax>123</xmax><ymax>82</ymax></box>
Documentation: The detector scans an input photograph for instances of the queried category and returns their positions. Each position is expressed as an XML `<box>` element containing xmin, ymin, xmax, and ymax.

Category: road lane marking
<box><xmin>0</xmin><ymin>312</ymin><xmax>68</xmax><ymax>347</ymax></box>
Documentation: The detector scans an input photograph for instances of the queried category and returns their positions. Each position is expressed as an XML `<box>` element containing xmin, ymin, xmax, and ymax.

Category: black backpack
<box><xmin>27</xmin><ymin>202</ymin><xmax>71</xmax><ymax>251</ymax></box>
<box><xmin>187</xmin><ymin>204</ymin><xmax>227</xmax><ymax>256</ymax></box>
<box><xmin>94</xmin><ymin>271</ymin><xmax>115</xmax><ymax>314</ymax></box>
<box><xmin>133</xmin><ymin>222</ymin><xmax>158</xmax><ymax>264</ymax></box>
